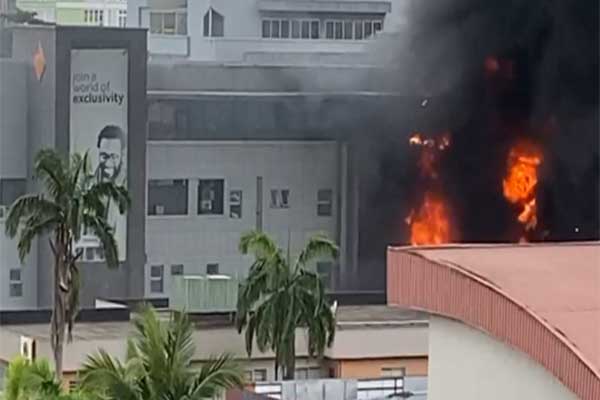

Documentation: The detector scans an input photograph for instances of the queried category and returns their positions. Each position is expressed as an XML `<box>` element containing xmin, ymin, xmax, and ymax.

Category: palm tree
<box><xmin>236</xmin><ymin>231</ymin><xmax>338</xmax><ymax>380</ymax></box>
<box><xmin>2</xmin><ymin>356</ymin><xmax>90</xmax><ymax>400</ymax></box>
<box><xmin>79</xmin><ymin>308</ymin><xmax>244</xmax><ymax>400</ymax></box>
<box><xmin>5</xmin><ymin>149</ymin><xmax>130</xmax><ymax>378</ymax></box>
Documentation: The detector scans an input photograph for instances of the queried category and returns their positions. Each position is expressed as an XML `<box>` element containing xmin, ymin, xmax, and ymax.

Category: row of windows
<box><xmin>149</xmin><ymin>8</ymin><xmax>223</xmax><ymax>37</ymax></box>
<box><xmin>84</xmin><ymin>8</ymin><xmax>126</xmax><ymax>27</ymax></box>
<box><xmin>149</xmin><ymin>263</ymin><xmax>219</xmax><ymax>293</ymax></box>
<box><xmin>147</xmin><ymin>179</ymin><xmax>334</xmax><ymax>218</ymax></box>
<box><xmin>261</xmin><ymin>18</ymin><xmax>383</xmax><ymax>40</ymax></box>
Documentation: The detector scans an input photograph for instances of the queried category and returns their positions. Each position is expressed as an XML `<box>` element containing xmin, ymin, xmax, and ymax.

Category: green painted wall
<box><xmin>56</xmin><ymin>7</ymin><xmax>83</xmax><ymax>24</ymax></box>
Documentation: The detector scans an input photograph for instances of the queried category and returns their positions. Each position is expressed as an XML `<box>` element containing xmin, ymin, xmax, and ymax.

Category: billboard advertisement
<box><xmin>70</xmin><ymin>48</ymin><xmax>128</xmax><ymax>262</ymax></box>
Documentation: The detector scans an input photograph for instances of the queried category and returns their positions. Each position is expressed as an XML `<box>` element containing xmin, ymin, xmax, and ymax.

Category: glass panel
<box><xmin>281</xmin><ymin>20</ymin><xmax>290</xmax><ymax>38</ymax></box>
<box><xmin>9</xmin><ymin>269</ymin><xmax>20</xmax><ymax>281</ymax></box>
<box><xmin>206</xmin><ymin>263</ymin><xmax>219</xmax><ymax>275</ymax></box>
<box><xmin>364</xmin><ymin>21</ymin><xmax>372</xmax><ymax>38</ymax></box>
<box><xmin>198</xmin><ymin>179</ymin><xmax>224</xmax><ymax>215</ymax></box>
<box><xmin>211</xmin><ymin>10</ymin><xmax>224</xmax><ymax>37</ymax></box>
<box><xmin>355</xmin><ymin>20</ymin><xmax>363</xmax><ymax>39</ymax></box>
<box><xmin>148</xmin><ymin>179</ymin><xmax>188</xmax><ymax>216</ymax></box>
<box><xmin>9</xmin><ymin>283</ymin><xmax>22</xmax><ymax>297</ymax></box>
<box><xmin>334</xmin><ymin>21</ymin><xmax>343</xmax><ymax>39</ymax></box>
<box><xmin>176</xmin><ymin>13</ymin><xmax>187</xmax><ymax>35</ymax></box>
<box><xmin>203</xmin><ymin>11</ymin><xmax>210</xmax><ymax>36</ymax></box>
<box><xmin>291</xmin><ymin>20</ymin><xmax>300</xmax><ymax>38</ymax></box>
<box><xmin>310</xmin><ymin>20</ymin><xmax>319</xmax><ymax>39</ymax></box>
<box><xmin>150</xmin><ymin>280</ymin><xmax>163</xmax><ymax>293</ymax></box>
<box><xmin>150</xmin><ymin>13</ymin><xmax>162</xmax><ymax>34</ymax></box>
<box><xmin>171</xmin><ymin>264</ymin><xmax>184</xmax><ymax>275</ymax></box>
<box><xmin>163</xmin><ymin>13</ymin><xmax>175</xmax><ymax>34</ymax></box>
<box><xmin>301</xmin><ymin>20</ymin><xmax>309</xmax><ymax>39</ymax></box>
<box><xmin>326</xmin><ymin>21</ymin><xmax>334</xmax><ymax>39</ymax></box>
<box><xmin>374</xmin><ymin>20</ymin><xmax>383</xmax><ymax>33</ymax></box>
<box><xmin>262</xmin><ymin>20</ymin><xmax>270</xmax><ymax>38</ymax></box>
<box><xmin>271</xmin><ymin>20</ymin><xmax>280</xmax><ymax>38</ymax></box>
<box><xmin>344</xmin><ymin>21</ymin><xmax>353</xmax><ymax>39</ymax></box>
<box><xmin>150</xmin><ymin>265</ymin><xmax>163</xmax><ymax>278</ymax></box>
<box><xmin>229</xmin><ymin>190</ymin><xmax>242</xmax><ymax>219</ymax></box>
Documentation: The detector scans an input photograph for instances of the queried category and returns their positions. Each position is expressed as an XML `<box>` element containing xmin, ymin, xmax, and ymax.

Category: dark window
<box><xmin>198</xmin><ymin>179</ymin><xmax>224</xmax><ymax>215</ymax></box>
<box><xmin>344</xmin><ymin>21</ymin><xmax>353</xmax><ymax>39</ymax></box>
<box><xmin>301</xmin><ymin>20</ymin><xmax>310</xmax><ymax>38</ymax></box>
<box><xmin>374</xmin><ymin>20</ymin><xmax>383</xmax><ymax>33</ymax></box>
<box><xmin>229</xmin><ymin>190</ymin><xmax>242</xmax><ymax>219</ymax></box>
<box><xmin>148</xmin><ymin>179</ymin><xmax>188</xmax><ymax>216</ymax></box>
<box><xmin>364</xmin><ymin>21</ymin><xmax>372</xmax><ymax>38</ymax></box>
<box><xmin>325</xmin><ymin>21</ymin><xmax>334</xmax><ymax>39</ymax></box>
<box><xmin>310</xmin><ymin>21</ymin><xmax>319</xmax><ymax>39</ymax></box>
<box><xmin>317</xmin><ymin>189</ymin><xmax>333</xmax><ymax>216</ymax></box>
<box><xmin>211</xmin><ymin>10</ymin><xmax>224</xmax><ymax>37</ymax></box>
<box><xmin>150</xmin><ymin>265</ymin><xmax>164</xmax><ymax>293</ymax></box>
<box><xmin>334</xmin><ymin>21</ymin><xmax>343</xmax><ymax>39</ymax></box>
<box><xmin>262</xmin><ymin>20</ymin><xmax>270</xmax><ymax>37</ymax></box>
<box><xmin>206</xmin><ymin>263</ymin><xmax>219</xmax><ymax>275</ymax></box>
<box><xmin>291</xmin><ymin>20</ymin><xmax>300</xmax><ymax>38</ymax></box>
<box><xmin>9</xmin><ymin>268</ymin><xmax>22</xmax><ymax>298</ymax></box>
<box><xmin>355</xmin><ymin>20</ymin><xmax>363</xmax><ymax>39</ymax></box>
<box><xmin>0</xmin><ymin>178</ymin><xmax>26</xmax><ymax>206</ymax></box>
<box><xmin>253</xmin><ymin>369</ymin><xmax>267</xmax><ymax>382</ymax></box>
<box><xmin>171</xmin><ymin>264</ymin><xmax>184</xmax><ymax>276</ymax></box>
<box><xmin>281</xmin><ymin>20</ymin><xmax>290</xmax><ymax>38</ymax></box>
<box><xmin>271</xmin><ymin>20</ymin><xmax>280</xmax><ymax>38</ymax></box>
<box><xmin>203</xmin><ymin>10</ymin><xmax>210</xmax><ymax>36</ymax></box>
<box><xmin>270</xmin><ymin>189</ymin><xmax>290</xmax><ymax>209</ymax></box>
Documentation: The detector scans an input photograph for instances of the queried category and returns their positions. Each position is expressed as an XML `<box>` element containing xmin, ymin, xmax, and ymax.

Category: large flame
<box><xmin>406</xmin><ymin>132</ymin><xmax>453</xmax><ymax>245</ymax></box>
<box><xmin>406</xmin><ymin>192</ymin><xmax>451</xmax><ymax>246</ymax></box>
<box><xmin>502</xmin><ymin>142</ymin><xmax>543</xmax><ymax>235</ymax></box>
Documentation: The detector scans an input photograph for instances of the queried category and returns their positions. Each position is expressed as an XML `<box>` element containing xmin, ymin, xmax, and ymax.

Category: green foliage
<box><xmin>4</xmin><ymin>149</ymin><xmax>130</xmax><ymax>377</ymax></box>
<box><xmin>236</xmin><ymin>231</ymin><xmax>338</xmax><ymax>380</ymax></box>
<box><xmin>79</xmin><ymin>308</ymin><xmax>244</xmax><ymax>400</ymax></box>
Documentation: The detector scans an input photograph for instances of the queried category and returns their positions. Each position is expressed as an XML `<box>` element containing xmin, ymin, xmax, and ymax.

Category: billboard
<box><xmin>70</xmin><ymin>49</ymin><xmax>128</xmax><ymax>262</ymax></box>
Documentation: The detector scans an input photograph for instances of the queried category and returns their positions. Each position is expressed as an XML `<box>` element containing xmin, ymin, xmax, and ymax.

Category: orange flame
<box><xmin>409</xmin><ymin>132</ymin><xmax>451</xmax><ymax>180</ymax></box>
<box><xmin>406</xmin><ymin>192</ymin><xmax>451</xmax><ymax>246</ymax></box>
<box><xmin>502</xmin><ymin>142</ymin><xmax>543</xmax><ymax>235</ymax></box>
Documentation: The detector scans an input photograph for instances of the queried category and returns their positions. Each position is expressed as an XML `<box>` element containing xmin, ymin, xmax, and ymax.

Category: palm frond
<box><xmin>82</xmin><ymin>215</ymin><xmax>119</xmax><ymax>268</ymax></box>
<box><xmin>189</xmin><ymin>354</ymin><xmax>244</xmax><ymax>399</ymax></box>
<box><xmin>239</xmin><ymin>231</ymin><xmax>278</xmax><ymax>258</ymax></box>
<box><xmin>15</xmin><ymin>213</ymin><xmax>61</xmax><ymax>262</ymax></box>
<box><xmin>5</xmin><ymin>194</ymin><xmax>61</xmax><ymax>239</ymax></box>
<box><xmin>85</xmin><ymin>182</ymin><xmax>130</xmax><ymax>215</ymax></box>
<box><xmin>80</xmin><ymin>350</ymin><xmax>140</xmax><ymax>400</ymax></box>
<box><xmin>295</xmin><ymin>234</ymin><xmax>339</xmax><ymax>269</ymax></box>
<box><xmin>33</xmin><ymin>149</ymin><xmax>68</xmax><ymax>201</ymax></box>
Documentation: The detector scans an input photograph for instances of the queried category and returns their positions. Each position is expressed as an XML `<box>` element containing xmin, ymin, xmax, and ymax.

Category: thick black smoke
<box><xmin>352</xmin><ymin>0</ymin><xmax>599</xmax><ymax>289</ymax></box>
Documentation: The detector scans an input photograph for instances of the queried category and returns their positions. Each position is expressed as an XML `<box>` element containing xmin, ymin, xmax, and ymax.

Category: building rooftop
<box><xmin>387</xmin><ymin>241</ymin><xmax>600</xmax><ymax>400</ymax></box>
<box><xmin>2</xmin><ymin>305</ymin><xmax>427</xmax><ymax>341</ymax></box>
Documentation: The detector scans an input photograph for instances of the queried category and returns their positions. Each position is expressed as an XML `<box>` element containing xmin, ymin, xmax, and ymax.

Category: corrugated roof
<box><xmin>387</xmin><ymin>242</ymin><xmax>600</xmax><ymax>400</ymax></box>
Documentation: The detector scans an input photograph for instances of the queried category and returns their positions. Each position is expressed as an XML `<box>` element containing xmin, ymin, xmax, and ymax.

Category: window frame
<box><xmin>197</xmin><ymin>179</ymin><xmax>226</xmax><ymax>216</ymax></box>
<box><xmin>9</xmin><ymin>268</ymin><xmax>23</xmax><ymax>298</ymax></box>
<box><xmin>206</xmin><ymin>263</ymin><xmax>219</xmax><ymax>275</ymax></box>
<box><xmin>150</xmin><ymin>265</ymin><xmax>165</xmax><ymax>294</ymax></box>
<box><xmin>147</xmin><ymin>178</ymin><xmax>189</xmax><ymax>217</ymax></box>
<box><xmin>149</xmin><ymin>9</ymin><xmax>188</xmax><ymax>36</ymax></box>
<box><xmin>317</xmin><ymin>189</ymin><xmax>333</xmax><ymax>217</ymax></box>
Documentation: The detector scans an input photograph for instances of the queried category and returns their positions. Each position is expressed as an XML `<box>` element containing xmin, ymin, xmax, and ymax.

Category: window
<box><xmin>9</xmin><ymin>269</ymin><xmax>22</xmax><ymax>297</ymax></box>
<box><xmin>381</xmin><ymin>367</ymin><xmax>405</xmax><ymax>377</ymax></box>
<box><xmin>148</xmin><ymin>179</ymin><xmax>188</xmax><ymax>216</ymax></box>
<box><xmin>206</xmin><ymin>263</ymin><xmax>219</xmax><ymax>275</ymax></box>
<box><xmin>171</xmin><ymin>264</ymin><xmax>184</xmax><ymax>276</ymax></box>
<box><xmin>203</xmin><ymin>7</ymin><xmax>224</xmax><ymax>37</ymax></box>
<box><xmin>150</xmin><ymin>11</ymin><xmax>187</xmax><ymax>35</ymax></box>
<box><xmin>317</xmin><ymin>261</ymin><xmax>333</xmax><ymax>288</ymax></box>
<box><xmin>198</xmin><ymin>179</ymin><xmax>224</xmax><ymax>215</ymax></box>
<box><xmin>262</xmin><ymin>18</ymin><xmax>317</xmax><ymax>39</ymax></box>
<box><xmin>270</xmin><ymin>189</ymin><xmax>290</xmax><ymax>209</ymax></box>
<box><xmin>295</xmin><ymin>367</ymin><xmax>321</xmax><ymax>380</ymax></box>
<box><xmin>229</xmin><ymin>190</ymin><xmax>242</xmax><ymax>219</ymax></box>
<box><xmin>355</xmin><ymin>20</ymin><xmax>363</xmax><ymax>39</ymax></box>
<box><xmin>325</xmin><ymin>21</ymin><xmax>334</xmax><ymax>39</ymax></box>
<box><xmin>364</xmin><ymin>20</ymin><xmax>373</xmax><ymax>38</ymax></box>
<box><xmin>253</xmin><ymin>369</ymin><xmax>267</xmax><ymax>382</ymax></box>
<box><xmin>84</xmin><ymin>9</ymin><xmax>104</xmax><ymax>25</ymax></box>
<box><xmin>344</xmin><ymin>21</ymin><xmax>353</xmax><ymax>39</ymax></box>
<box><xmin>317</xmin><ymin>189</ymin><xmax>333</xmax><ymax>216</ymax></box>
<box><xmin>118</xmin><ymin>9</ymin><xmax>127</xmax><ymax>27</ymax></box>
<box><xmin>150</xmin><ymin>265</ymin><xmax>164</xmax><ymax>293</ymax></box>
<box><xmin>323</xmin><ymin>19</ymin><xmax>382</xmax><ymax>40</ymax></box>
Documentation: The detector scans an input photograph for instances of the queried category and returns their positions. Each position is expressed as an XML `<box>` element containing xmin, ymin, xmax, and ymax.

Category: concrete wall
<box><xmin>145</xmin><ymin>141</ymin><xmax>340</xmax><ymax>297</ymax></box>
<box><xmin>427</xmin><ymin>316</ymin><xmax>578</xmax><ymax>400</ymax></box>
<box><xmin>337</xmin><ymin>357</ymin><xmax>428</xmax><ymax>378</ymax></box>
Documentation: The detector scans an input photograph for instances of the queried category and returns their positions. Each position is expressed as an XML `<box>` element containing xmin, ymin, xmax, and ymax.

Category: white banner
<box><xmin>70</xmin><ymin>49</ymin><xmax>128</xmax><ymax>262</ymax></box>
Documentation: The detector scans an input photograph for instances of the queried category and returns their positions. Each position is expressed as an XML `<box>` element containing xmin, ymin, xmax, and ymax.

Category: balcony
<box><xmin>170</xmin><ymin>275</ymin><xmax>239</xmax><ymax>313</ymax></box>
<box><xmin>148</xmin><ymin>34</ymin><xmax>190</xmax><ymax>57</ymax></box>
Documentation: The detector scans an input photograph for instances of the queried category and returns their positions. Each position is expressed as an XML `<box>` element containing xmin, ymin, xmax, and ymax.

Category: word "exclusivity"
<box><xmin>72</xmin><ymin>93</ymin><xmax>125</xmax><ymax>106</ymax></box>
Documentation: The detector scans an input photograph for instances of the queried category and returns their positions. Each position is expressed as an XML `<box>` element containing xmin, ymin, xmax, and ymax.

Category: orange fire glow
<box><xmin>407</xmin><ymin>132</ymin><xmax>453</xmax><ymax>245</ymax></box>
<box><xmin>406</xmin><ymin>192</ymin><xmax>451</xmax><ymax>246</ymax></box>
<box><xmin>502</xmin><ymin>142</ymin><xmax>543</xmax><ymax>234</ymax></box>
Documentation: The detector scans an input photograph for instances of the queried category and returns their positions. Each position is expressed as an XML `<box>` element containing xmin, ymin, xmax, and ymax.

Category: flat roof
<box><xmin>2</xmin><ymin>305</ymin><xmax>427</xmax><ymax>342</ymax></box>
<box><xmin>388</xmin><ymin>241</ymin><xmax>600</xmax><ymax>400</ymax></box>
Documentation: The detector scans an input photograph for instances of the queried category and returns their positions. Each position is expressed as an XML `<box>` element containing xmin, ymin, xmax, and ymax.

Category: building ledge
<box><xmin>258</xmin><ymin>0</ymin><xmax>391</xmax><ymax>14</ymax></box>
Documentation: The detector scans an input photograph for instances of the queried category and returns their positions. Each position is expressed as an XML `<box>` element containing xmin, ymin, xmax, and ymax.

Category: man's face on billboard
<box><xmin>98</xmin><ymin>138</ymin><xmax>122</xmax><ymax>181</ymax></box>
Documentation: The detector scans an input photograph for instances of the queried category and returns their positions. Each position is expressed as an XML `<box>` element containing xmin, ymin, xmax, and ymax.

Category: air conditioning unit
<box><xmin>155</xmin><ymin>204</ymin><xmax>165</xmax><ymax>215</ymax></box>
<box><xmin>201</xmin><ymin>200</ymin><xmax>213</xmax><ymax>211</ymax></box>
<box><xmin>20</xmin><ymin>336</ymin><xmax>36</xmax><ymax>361</ymax></box>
